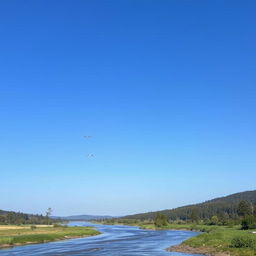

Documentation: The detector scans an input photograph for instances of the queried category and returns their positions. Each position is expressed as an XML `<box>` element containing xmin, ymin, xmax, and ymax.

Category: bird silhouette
<box><xmin>83</xmin><ymin>135</ymin><xmax>92</xmax><ymax>139</ymax></box>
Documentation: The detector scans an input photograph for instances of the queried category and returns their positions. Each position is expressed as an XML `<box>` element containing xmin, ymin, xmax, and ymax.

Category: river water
<box><xmin>0</xmin><ymin>222</ymin><xmax>201</xmax><ymax>256</ymax></box>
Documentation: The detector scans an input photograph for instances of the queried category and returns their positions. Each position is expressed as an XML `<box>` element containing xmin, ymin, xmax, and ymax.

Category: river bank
<box><xmin>0</xmin><ymin>225</ymin><xmax>100</xmax><ymax>249</ymax></box>
<box><xmin>95</xmin><ymin>220</ymin><xmax>256</xmax><ymax>256</ymax></box>
<box><xmin>168</xmin><ymin>226</ymin><xmax>256</xmax><ymax>256</ymax></box>
<box><xmin>0</xmin><ymin>222</ymin><xmax>200</xmax><ymax>256</ymax></box>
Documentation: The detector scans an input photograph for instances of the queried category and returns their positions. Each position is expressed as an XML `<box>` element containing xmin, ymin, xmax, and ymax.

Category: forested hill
<box><xmin>123</xmin><ymin>190</ymin><xmax>256</xmax><ymax>221</ymax></box>
<box><xmin>52</xmin><ymin>214</ymin><xmax>114</xmax><ymax>221</ymax></box>
<box><xmin>0</xmin><ymin>209</ymin><xmax>54</xmax><ymax>225</ymax></box>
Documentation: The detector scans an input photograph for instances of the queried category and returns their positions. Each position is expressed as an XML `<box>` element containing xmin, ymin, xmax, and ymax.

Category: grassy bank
<box><xmin>149</xmin><ymin>224</ymin><xmax>256</xmax><ymax>256</ymax></box>
<box><xmin>0</xmin><ymin>225</ymin><xmax>100</xmax><ymax>248</ymax></box>
<box><xmin>96</xmin><ymin>220</ymin><xmax>256</xmax><ymax>256</ymax></box>
<box><xmin>96</xmin><ymin>219</ymin><xmax>219</xmax><ymax>232</ymax></box>
<box><xmin>139</xmin><ymin>223</ymin><xmax>256</xmax><ymax>256</ymax></box>
<box><xmin>138</xmin><ymin>223</ymin><xmax>219</xmax><ymax>232</ymax></box>
<box><xmin>174</xmin><ymin>226</ymin><xmax>256</xmax><ymax>256</ymax></box>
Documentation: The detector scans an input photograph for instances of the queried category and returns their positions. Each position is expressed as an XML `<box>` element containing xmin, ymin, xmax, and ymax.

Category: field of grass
<box><xmin>0</xmin><ymin>225</ymin><xmax>100</xmax><ymax>248</ymax></box>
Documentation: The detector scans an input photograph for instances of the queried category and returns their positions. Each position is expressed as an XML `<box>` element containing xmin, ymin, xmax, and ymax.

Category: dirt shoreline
<box><xmin>166</xmin><ymin>244</ymin><xmax>230</xmax><ymax>256</ymax></box>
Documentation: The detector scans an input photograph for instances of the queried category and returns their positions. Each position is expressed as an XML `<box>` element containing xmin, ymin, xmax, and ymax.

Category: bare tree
<box><xmin>46</xmin><ymin>207</ymin><xmax>53</xmax><ymax>225</ymax></box>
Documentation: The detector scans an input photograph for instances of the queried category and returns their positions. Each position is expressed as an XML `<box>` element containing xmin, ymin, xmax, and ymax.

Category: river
<box><xmin>0</xmin><ymin>222</ymin><xmax>201</xmax><ymax>256</ymax></box>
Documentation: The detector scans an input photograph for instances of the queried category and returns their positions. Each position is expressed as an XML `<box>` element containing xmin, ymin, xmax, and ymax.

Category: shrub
<box><xmin>241</xmin><ymin>215</ymin><xmax>256</xmax><ymax>230</ymax></box>
<box><xmin>190</xmin><ymin>224</ymin><xmax>198</xmax><ymax>231</ymax></box>
<box><xmin>154</xmin><ymin>213</ymin><xmax>168</xmax><ymax>227</ymax></box>
<box><xmin>53</xmin><ymin>224</ymin><xmax>62</xmax><ymax>228</ymax></box>
<box><xmin>209</xmin><ymin>216</ymin><xmax>219</xmax><ymax>225</ymax></box>
<box><xmin>230</xmin><ymin>235</ymin><xmax>256</xmax><ymax>248</ymax></box>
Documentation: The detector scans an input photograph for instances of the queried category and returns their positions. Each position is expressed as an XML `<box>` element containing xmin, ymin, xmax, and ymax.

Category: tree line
<box><xmin>123</xmin><ymin>190</ymin><xmax>256</xmax><ymax>221</ymax></box>
<box><xmin>153</xmin><ymin>200</ymin><xmax>256</xmax><ymax>229</ymax></box>
<box><xmin>0</xmin><ymin>208</ymin><xmax>55</xmax><ymax>225</ymax></box>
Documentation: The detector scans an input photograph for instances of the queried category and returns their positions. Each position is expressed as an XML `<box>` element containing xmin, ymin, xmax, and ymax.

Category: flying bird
<box><xmin>84</xmin><ymin>135</ymin><xmax>92</xmax><ymax>139</ymax></box>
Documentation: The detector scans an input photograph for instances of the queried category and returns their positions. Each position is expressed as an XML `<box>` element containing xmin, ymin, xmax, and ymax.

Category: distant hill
<box><xmin>123</xmin><ymin>190</ymin><xmax>256</xmax><ymax>221</ymax></box>
<box><xmin>52</xmin><ymin>214</ymin><xmax>114</xmax><ymax>221</ymax></box>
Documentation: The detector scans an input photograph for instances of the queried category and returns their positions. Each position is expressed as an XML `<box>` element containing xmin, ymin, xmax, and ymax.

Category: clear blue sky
<box><xmin>0</xmin><ymin>0</ymin><xmax>256</xmax><ymax>216</ymax></box>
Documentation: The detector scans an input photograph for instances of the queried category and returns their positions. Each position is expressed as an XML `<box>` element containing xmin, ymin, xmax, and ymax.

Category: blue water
<box><xmin>0</xmin><ymin>222</ymin><xmax>201</xmax><ymax>256</ymax></box>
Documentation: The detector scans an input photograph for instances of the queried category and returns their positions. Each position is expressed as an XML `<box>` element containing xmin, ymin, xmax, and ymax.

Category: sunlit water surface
<box><xmin>0</xmin><ymin>222</ymin><xmax>202</xmax><ymax>256</ymax></box>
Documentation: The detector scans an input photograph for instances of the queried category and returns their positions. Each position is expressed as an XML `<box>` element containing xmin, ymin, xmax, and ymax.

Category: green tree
<box><xmin>190</xmin><ymin>209</ymin><xmax>199</xmax><ymax>223</ymax></box>
<box><xmin>217</xmin><ymin>212</ymin><xmax>228</xmax><ymax>225</ymax></box>
<box><xmin>253</xmin><ymin>204</ymin><xmax>256</xmax><ymax>215</ymax></box>
<box><xmin>0</xmin><ymin>215</ymin><xmax>6</xmax><ymax>224</ymax></box>
<box><xmin>210</xmin><ymin>215</ymin><xmax>219</xmax><ymax>225</ymax></box>
<box><xmin>154</xmin><ymin>213</ymin><xmax>168</xmax><ymax>227</ymax></box>
<box><xmin>237</xmin><ymin>201</ymin><xmax>251</xmax><ymax>217</ymax></box>
<box><xmin>241</xmin><ymin>215</ymin><xmax>256</xmax><ymax>230</ymax></box>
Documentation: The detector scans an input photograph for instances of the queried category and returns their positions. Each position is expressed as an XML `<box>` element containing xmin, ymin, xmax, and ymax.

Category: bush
<box><xmin>209</xmin><ymin>216</ymin><xmax>219</xmax><ymax>225</ymax></box>
<box><xmin>53</xmin><ymin>224</ymin><xmax>62</xmax><ymax>228</ymax></box>
<box><xmin>30</xmin><ymin>225</ymin><xmax>37</xmax><ymax>230</ymax></box>
<box><xmin>190</xmin><ymin>224</ymin><xmax>198</xmax><ymax>231</ymax></box>
<box><xmin>154</xmin><ymin>213</ymin><xmax>168</xmax><ymax>227</ymax></box>
<box><xmin>241</xmin><ymin>215</ymin><xmax>256</xmax><ymax>230</ymax></box>
<box><xmin>230</xmin><ymin>235</ymin><xmax>256</xmax><ymax>248</ymax></box>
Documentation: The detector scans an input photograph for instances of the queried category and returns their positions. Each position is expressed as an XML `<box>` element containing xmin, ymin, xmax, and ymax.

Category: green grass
<box><xmin>0</xmin><ymin>225</ymin><xmax>100</xmax><ymax>247</ymax></box>
<box><xmin>96</xmin><ymin>219</ymin><xmax>256</xmax><ymax>256</ymax></box>
<box><xmin>182</xmin><ymin>226</ymin><xmax>256</xmax><ymax>256</ymax></box>
<box><xmin>138</xmin><ymin>223</ymin><xmax>220</xmax><ymax>231</ymax></box>
<box><xmin>139</xmin><ymin>223</ymin><xmax>256</xmax><ymax>256</ymax></box>
<box><xmin>96</xmin><ymin>219</ymin><xmax>222</xmax><ymax>232</ymax></box>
